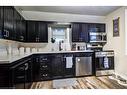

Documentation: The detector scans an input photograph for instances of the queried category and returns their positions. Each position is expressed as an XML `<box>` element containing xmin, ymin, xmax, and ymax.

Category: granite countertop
<box><xmin>0</xmin><ymin>50</ymin><xmax>94</xmax><ymax>64</ymax></box>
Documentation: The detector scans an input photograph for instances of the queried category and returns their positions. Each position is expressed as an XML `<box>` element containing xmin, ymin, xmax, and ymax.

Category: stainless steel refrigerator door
<box><xmin>76</xmin><ymin>57</ymin><xmax>92</xmax><ymax>76</ymax></box>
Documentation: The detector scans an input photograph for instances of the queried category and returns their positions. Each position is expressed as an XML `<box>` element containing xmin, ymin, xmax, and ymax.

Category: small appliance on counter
<box><xmin>86</xmin><ymin>43</ymin><xmax>103</xmax><ymax>51</ymax></box>
<box><xmin>77</xmin><ymin>46</ymin><xmax>86</xmax><ymax>51</ymax></box>
<box><xmin>71</xmin><ymin>43</ymin><xmax>76</xmax><ymax>51</ymax></box>
<box><xmin>95</xmin><ymin>50</ymin><xmax>114</xmax><ymax>76</ymax></box>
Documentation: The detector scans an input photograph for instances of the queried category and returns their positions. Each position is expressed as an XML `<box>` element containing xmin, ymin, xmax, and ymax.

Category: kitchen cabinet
<box><xmin>3</xmin><ymin>6</ymin><xmax>14</xmax><ymax>40</ymax></box>
<box><xmin>10</xmin><ymin>58</ymin><xmax>32</xmax><ymax>89</ymax></box>
<box><xmin>26</xmin><ymin>21</ymin><xmax>36</xmax><ymax>42</ymax></box>
<box><xmin>0</xmin><ymin>6</ymin><xmax>26</xmax><ymax>41</ymax></box>
<box><xmin>51</xmin><ymin>54</ymin><xmax>65</xmax><ymax>78</ymax></box>
<box><xmin>26</xmin><ymin>21</ymin><xmax>48</xmax><ymax>42</ymax></box>
<box><xmin>0</xmin><ymin>7</ymin><xmax>3</xmax><ymax>38</ymax></box>
<box><xmin>72</xmin><ymin>23</ymin><xmax>89</xmax><ymax>42</ymax></box>
<box><xmin>38</xmin><ymin>21</ymin><xmax>48</xmax><ymax>42</ymax></box>
<box><xmin>0</xmin><ymin>52</ymin><xmax>95</xmax><ymax>89</ymax></box>
<box><xmin>81</xmin><ymin>23</ymin><xmax>89</xmax><ymax>43</ymax></box>
<box><xmin>63</xmin><ymin>53</ymin><xmax>75</xmax><ymax>77</ymax></box>
<box><xmin>0</xmin><ymin>56</ymin><xmax>32</xmax><ymax>89</ymax></box>
<box><xmin>72</xmin><ymin>23</ymin><xmax>80</xmax><ymax>42</ymax></box>
<box><xmin>52</xmin><ymin>53</ymin><xmax>75</xmax><ymax>78</ymax></box>
<box><xmin>33</xmin><ymin>53</ymin><xmax>75</xmax><ymax>81</ymax></box>
<box><xmin>72</xmin><ymin>23</ymin><xmax>105</xmax><ymax>42</ymax></box>
<box><xmin>33</xmin><ymin>54</ymin><xmax>52</xmax><ymax>81</ymax></box>
<box><xmin>88</xmin><ymin>23</ymin><xmax>105</xmax><ymax>32</ymax></box>
<box><xmin>14</xmin><ymin>10</ymin><xmax>26</xmax><ymax>42</ymax></box>
<box><xmin>20</xmin><ymin>19</ymin><xmax>26</xmax><ymax>42</ymax></box>
<box><xmin>0</xmin><ymin>65</ymin><xmax>10</xmax><ymax>88</ymax></box>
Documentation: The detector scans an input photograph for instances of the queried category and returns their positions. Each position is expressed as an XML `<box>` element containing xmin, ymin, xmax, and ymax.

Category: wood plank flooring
<box><xmin>30</xmin><ymin>76</ymin><xmax>127</xmax><ymax>89</ymax></box>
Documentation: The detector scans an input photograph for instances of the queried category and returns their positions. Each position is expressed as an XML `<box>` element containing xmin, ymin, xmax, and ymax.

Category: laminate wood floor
<box><xmin>30</xmin><ymin>76</ymin><xmax>127</xmax><ymax>89</ymax></box>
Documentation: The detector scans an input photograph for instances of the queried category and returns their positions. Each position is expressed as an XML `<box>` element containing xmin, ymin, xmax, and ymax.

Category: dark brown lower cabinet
<box><xmin>10</xmin><ymin>58</ymin><xmax>32</xmax><ymax>89</ymax></box>
<box><xmin>32</xmin><ymin>54</ymin><xmax>52</xmax><ymax>81</ymax></box>
<box><xmin>0</xmin><ymin>57</ymin><xmax>32</xmax><ymax>89</ymax></box>
<box><xmin>51</xmin><ymin>53</ymin><xmax>75</xmax><ymax>79</ymax></box>
<box><xmin>0</xmin><ymin>52</ymin><xmax>94</xmax><ymax>89</ymax></box>
<box><xmin>51</xmin><ymin>54</ymin><xmax>65</xmax><ymax>78</ymax></box>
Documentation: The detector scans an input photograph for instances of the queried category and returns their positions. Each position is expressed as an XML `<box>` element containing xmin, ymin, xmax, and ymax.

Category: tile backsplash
<box><xmin>0</xmin><ymin>39</ymin><xmax>20</xmax><ymax>56</ymax></box>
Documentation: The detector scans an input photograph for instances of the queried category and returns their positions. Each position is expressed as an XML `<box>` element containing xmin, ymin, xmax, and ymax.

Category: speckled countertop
<box><xmin>0</xmin><ymin>50</ymin><xmax>94</xmax><ymax>64</ymax></box>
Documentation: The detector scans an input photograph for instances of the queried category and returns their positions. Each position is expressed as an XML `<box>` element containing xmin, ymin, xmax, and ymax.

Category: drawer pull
<box><xmin>42</xmin><ymin>74</ymin><xmax>48</xmax><ymax>76</ymax></box>
<box><xmin>42</xmin><ymin>66</ymin><xmax>47</xmax><ymax>68</ymax></box>
<box><xmin>16</xmin><ymin>76</ymin><xmax>25</xmax><ymax>79</ymax></box>
<box><xmin>41</xmin><ymin>58</ymin><xmax>47</xmax><ymax>61</ymax></box>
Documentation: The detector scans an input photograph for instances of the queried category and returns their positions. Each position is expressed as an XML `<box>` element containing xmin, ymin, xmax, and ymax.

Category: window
<box><xmin>52</xmin><ymin>27</ymin><xmax>66</xmax><ymax>42</ymax></box>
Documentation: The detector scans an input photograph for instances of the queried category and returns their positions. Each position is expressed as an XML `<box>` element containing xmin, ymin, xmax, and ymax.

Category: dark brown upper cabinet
<box><xmin>3</xmin><ymin>6</ymin><xmax>14</xmax><ymax>40</ymax></box>
<box><xmin>72</xmin><ymin>23</ymin><xmax>105</xmax><ymax>42</ymax></box>
<box><xmin>0</xmin><ymin>6</ymin><xmax>26</xmax><ymax>42</ymax></box>
<box><xmin>14</xmin><ymin>10</ymin><xmax>26</xmax><ymax>42</ymax></box>
<box><xmin>0</xmin><ymin>7</ymin><xmax>3</xmax><ymax>38</ymax></box>
<box><xmin>26</xmin><ymin>21</ymin><xmax>48</xmax><ymax>43</ymax></box>
<box><xmin>72</xmin><ymin>23</ymin><xmax>89</xmax><ymax>43</ymax></box>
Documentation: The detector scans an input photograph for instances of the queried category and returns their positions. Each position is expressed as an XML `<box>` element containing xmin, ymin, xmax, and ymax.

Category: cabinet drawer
<box><xmin>40</xmin><ymin>64</ymin><xmax>49</xmax><ymax>70</ymax></box>
<box><xmin>14</xmin><ymin>75</ymin><xmax>25</xmax><ymax>83</ymax></box>
<box><xmin>40</xmin><ymin>73</ymin><xmax>51</xmax><ymax>80</ymax></box>
<box><xmin>40</xmin><ymin>57</ymin><xmax>50</xmax><ymax>62</ymax></box>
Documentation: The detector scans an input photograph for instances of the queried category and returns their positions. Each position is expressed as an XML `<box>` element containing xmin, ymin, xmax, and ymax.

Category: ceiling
<box><xmin>15</xmin><ymin>6</ymin><xmax>121</xmax><ymax>16</ymax></box>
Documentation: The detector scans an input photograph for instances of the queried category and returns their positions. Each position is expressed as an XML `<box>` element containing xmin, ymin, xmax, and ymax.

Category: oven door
<box><xmin>95</xmin><ymin>56</ymin><xmax>114</xmax><ymax>70</ymax></box>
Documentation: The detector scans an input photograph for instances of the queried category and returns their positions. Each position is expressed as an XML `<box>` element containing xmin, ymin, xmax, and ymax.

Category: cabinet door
<box><xmin>10</xmin><ymin>59</ymin><xmax>32</xmax><ymax>89</ymax></box>
<box><xmin>38</xmin><ymin>22</ymin><xmax>48</xmax><ymax>42</ymax></box>
<box><xmin>52</xmin><ymin>55</ymin><xmax>65</xmax><ymax>78</ymax></box>
<box><xmin>3</xmin><ymin>6</ymin><xmax>14</xmax><ymax>40</ymax></box>
<box><xmin>81</xmin><ymin>23</ymin><xmax>89</xmax><ymax>42</ymax></box>
<box><xmin>72</xmin><ymin>23</ymin><xmax>89</xmax><ymax>42</ymax></box>
<box><xmin>27</xmin><ymin>21</ymin><xmax>36</xmax><ymax>42</ymax></box>
<box><xmin>88</xmin><ymin>23</ymin><xmax>105</xmax><ymax>33</ymax></box>
<box><xmin>72</xmin><ymin>23</ymin><xmax>80</xmax><ymax>42</ymax></box>
<box><xmin>0</xmin><ymin>66</ymin><xmax>10</xmax><ymax>88</ymax></box>
<box><xmin>11</xmin><ymin>63</ymin><xmax>25</xmax><ymax>89</ymax></box>
<box><xmin>32</xmin><ymin>56</ymin><xmax>40</xmax><ymax>81</ymax></box>
<box><xmin>14</xmin><ymin>9</ymin><xmax>20</xmax><ymax>41</ymax></box>
<box><xmin>96</xmin><ymin>24</ymin><xmax>105</xmax><ymax>32</ymax></box>
<box><xmin>19</xmin><ymin>17</ymin><xmax>26</xmax><ymax>42</ymax></box>
<box><xmin>63</xmin><ymin>54</ymin><xmax>75</xmax><ymax>77</ymax></box>
<box><xmin>24</xmin><ymin>59</ymin><xmax>32</xmax><ymax>89</ymax></box>
<box><xmin>0</xmin><ymin>7</ymin><xmax>3</xmax><ymax>38</ymax></box>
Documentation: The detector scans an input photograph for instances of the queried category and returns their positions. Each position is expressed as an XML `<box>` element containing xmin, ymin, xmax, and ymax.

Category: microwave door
<box><xmin>90</xmin><ymin>35</ymin><xmax>102</xmax><ymax>42</ymax></box>
<box><xmin>90</xmin><ymin>36</ymin><xmax>97</xmax><ymax>42</ymax></box>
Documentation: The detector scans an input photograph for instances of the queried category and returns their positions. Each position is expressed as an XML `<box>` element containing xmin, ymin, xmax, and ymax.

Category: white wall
<box><xmin>21</xmin><ymin>11</ymin><xmax>105</xmax><ymax>23</ymax></box>
<box><xmin>104</xmin><ymin>7</ymin><xmax>127</xmax><ymax>78</ymax></box>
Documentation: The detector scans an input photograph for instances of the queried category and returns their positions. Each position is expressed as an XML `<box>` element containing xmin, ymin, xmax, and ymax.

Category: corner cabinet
<box><xmin>26</xmin><ymin>21</ymin><xmax>48</xmax><ymax>43</ymax></box>
<box><xmin>0</xmin><ymin>6</ymin><xmax>26</xmax><ymax>42</ymax></box>
<box><xmin>10</xmin><ymin>58</ymin><xmax>32</xmax><ymax>89</ymax></box>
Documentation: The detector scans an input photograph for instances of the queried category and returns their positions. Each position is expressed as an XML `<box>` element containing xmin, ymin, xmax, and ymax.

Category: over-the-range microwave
<box><xmin>89</xmin><ymin>32</ymin><xmax>107</xmax><ymax>43</ymax></box>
